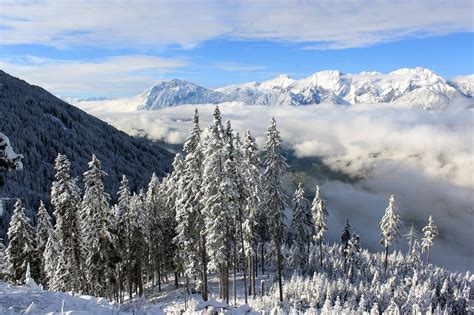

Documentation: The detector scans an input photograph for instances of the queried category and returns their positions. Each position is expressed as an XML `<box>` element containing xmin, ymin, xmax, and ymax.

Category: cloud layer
<box><xmin>81</xmin><ymin>103</ymin><xmax>474</xmax><ymax>271</ymax></box>
<box><xmin>1</xmin><ymin>0</ymin><xmax>472</xmax><ymax>49</ymax></box>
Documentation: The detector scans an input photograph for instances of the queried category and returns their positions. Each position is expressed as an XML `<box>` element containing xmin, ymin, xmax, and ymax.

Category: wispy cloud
<box><xmin>0</xmin><ymin>0</ymin><xmax>471</xmax><ymax>49</ymax></box>
<box><xmin>0</xmin><ymin>55</ymin><xmax>189</xmax><ymax>97</ymax></box>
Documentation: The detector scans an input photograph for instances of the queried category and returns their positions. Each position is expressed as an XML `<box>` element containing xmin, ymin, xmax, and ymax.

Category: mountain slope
<box><xmin>0</xmin><ymin>70</ymin><xmax>173</xmax><ymax>237</ymax></box>
<box><xmin>73</xmin><ymin>68</ymin><xmax>473</xmax><ymax>111</ymax></box>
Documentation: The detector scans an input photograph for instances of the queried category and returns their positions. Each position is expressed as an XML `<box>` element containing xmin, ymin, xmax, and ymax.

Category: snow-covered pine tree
<box><xmin>50</xmin><ymin>153</ymin><xmax>83</xmax><ymax>292</ymax></box>
<box><xmin>421</xmin><ymin>215</ymin><xmax>438</xmax><ymax>264</ymax></box>
<box><xmin>241</xmin><ymin>130</ymin><xmax>260</xmax><ymax>297</ymax></box>
<box><xmin>0</xmin><ymin>237</ymin><xmax>9</xmax><ymax>280</ymax></box>
<box><xmin>43</xmin><ymin>229</ymin><xmax>58</xmax><ymax>288</ymax></box>
<box><xmin>81</xmin><ymin>154</ymin><xmax>118</xmax><ymax>298</ymax></box>
<box><xmin>261</xmin><ymin>117</ymin><xmax>287</xmax><ymax>302</ymax></box>
<box><xmin>404</xmin><ymin>223</ymin><xmax>417</xmax><ymax>254</ymax></box>
<box><xmin>161</xmin><ymin>154</ymin><xmax>184</xmax><ymax>288</ymax></box>
<box><xmin>290</xmin><ymin>183</ymin><xmax>313</xmax><ymax>271</ymax></box>
<box><xmin>341</xmin><ymin>218</ymin><xmax>351</xmax><ymax>273</ymax></box>
<box><xmin>410</xmin><ymin>239</ymin><xmax>421</xmax><ymax>264</ymax></box>
<box><xmin>36</xmin><ymin>200</ymin><xmax>53</xmax><ymax>285</ymax></box>
<box><xmin>114</xmin><ymin>175</ymin><xmax>132</xmax><ymax>300</ymax></box>
<box><xmin>202</xmin><ymin>106</ymin><xmax>233</xmax><ymax>302</ymax></box>
<box><xmin>380</xmin><ymin>195</ymin><xmax>402</xmax><ymax>272</ymax></box>
<box><xmin>174</xmin><ymin>108</ymin><xmax>208</xmax><ymax>300</ymax></box>
<box><xmin>129</xmin><ymin>191</ymin><xmax>147</xmax><ymax>297</ymax></box>
<box><xmin>346</xmin><ymin>233</ymin><xmax>361</xmax><ymax>282</ymax></box>
<box><xmin>311</xmin><ymin>185</ymin><xmax>328</xmax><ymax>268</ymax></box>
<box><xmin>6</xmin><ymin>199</ymin><xmax>38</xmax><ymax>283</ymax></box>
<box><xmin>224</xmin><ymin>121</ymin><xmax>249</xmax><ymax>304</ymax></box>
<box><xmin>145</xmin><ymin>172</ymin><xmax>161</xmax><ymax>282</ymax></box>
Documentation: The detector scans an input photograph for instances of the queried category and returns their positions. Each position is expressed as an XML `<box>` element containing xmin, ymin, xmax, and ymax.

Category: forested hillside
<box><xmin>0</xmin><ymin>70</ymin><xmax>173</xmax><ymax>239</ymax></box>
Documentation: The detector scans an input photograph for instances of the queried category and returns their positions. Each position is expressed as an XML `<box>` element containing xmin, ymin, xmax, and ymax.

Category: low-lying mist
<box><xmin>82</xmin><ymin>102</ymin><xmax>474</xmax><ymax>272</ymax></box>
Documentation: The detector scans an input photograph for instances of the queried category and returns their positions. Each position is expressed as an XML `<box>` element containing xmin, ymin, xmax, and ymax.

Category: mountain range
<box><xmin>71</xmin><ymin>67</ymin><xmax>473</xmax><ymax>111</ymax></box>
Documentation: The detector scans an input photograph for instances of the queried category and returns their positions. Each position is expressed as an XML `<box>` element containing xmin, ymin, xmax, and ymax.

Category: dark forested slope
<box><xmin>0</xmin><ymin>70</ymin><xmax>173</xmax><ymax>234</ymax></box>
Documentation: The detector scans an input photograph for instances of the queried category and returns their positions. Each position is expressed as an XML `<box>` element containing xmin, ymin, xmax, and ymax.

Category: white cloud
<box><xmin>0</xmin><ymin>55</ymin><xmax>188</xmax><ymax>97</ymax></box>
<box><xmin>0</xmin><ymin>0</ymin><xmax>471</xmax><ymax>49</ymax></box>
<box><xmin>76</xmin><ymin>102</ymin><xmax>474</xmax><ymax>271</ymax></box>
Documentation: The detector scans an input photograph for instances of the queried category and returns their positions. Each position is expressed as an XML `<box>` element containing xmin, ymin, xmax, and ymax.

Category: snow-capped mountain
<box><xmin>136</xmin><ymin>79</ymin><xmax>228</xmax><ymax>109</ymax></box>
<box><xmin>73</xmin><ymin>68</ymin><xmax>473</xmax><ymax>111</ymax></box>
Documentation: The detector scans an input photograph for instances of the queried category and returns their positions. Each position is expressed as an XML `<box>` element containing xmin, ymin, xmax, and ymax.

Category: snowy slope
<box><xmin>449</xmin><ymin>75</ymin><xmax>474</xmax><ymax>97</ymax></box>
<box><xmin>73</xmin><ymin>68</ymin><xmax>473</xmax><ymax>111</ymax></box>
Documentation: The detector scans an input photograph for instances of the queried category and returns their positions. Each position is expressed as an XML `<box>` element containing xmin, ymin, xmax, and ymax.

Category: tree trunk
<box><xmin>252</xmin><ymin>254</ymin><xmax>256</xmax><ymax>299</ymax></box>
<box><xmin>277</xmin><ymin>245</ymin><xmax>283</xmax><ymax>302</ymax></box>
<box><xmin>237</xmin><ymin>213</ymin><xmax>248</xmax><ymax>304</ymax></box>
<box><xmin>261</xmin><ymin>242</ymin><xmax>265</xmax><ymax>275</ymax></box>
<box><xmin>233</xmin><ymin>241</ymin><xmax>237</xmax><ymax>305</ymax></box>
<box><xmin>384</xmin><ymin>245</ymin><xmax>389</xmax><ymax>272</ymax></box>
<box><xmin>319</xmin><ymin>240</ymin><xmax>323</xmax><ymax>268</ymax></box>
<box><xmin>174</xmin><ymin>271</ymin><xmax>179</xmax><ymax>288</ymax></box>
<box><xmin>201</xmin><ymin>234</ymin><xmax>208</xmax><ymax>301</ymax></box>
<box><xmin>157</xmin><ymin>260</ymin><xmax>161</xmax><ymax>292</ymax></box>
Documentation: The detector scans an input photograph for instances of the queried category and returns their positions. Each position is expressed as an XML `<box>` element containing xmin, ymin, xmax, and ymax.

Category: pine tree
<box><xmin>224</xmin><ymin>121</ymin><xmax>249</xmax><ymax>304</ymax></box>
<box><xmin>129</xmin><ymin>191</ymin><xmax>147</xmax><ymax>297</ymax></box>
<box><xmin>410</xmin><ymin>239</ymin><xmax>421</xmax><ymax>264</ymax></box>
<box><xmin>346</xmin><ymin>233</ymin><xmax>361</xmax><ymax>282</ymax></box>
<box><xmin>241</xmin><ymin>130</ymin><xmax>260</xmax><ymax>297</ymax></box>
<box><xmin>341</xmin><ymin>218</ymin><xmax>351</xmax><ymax>273</ymax></box>
<box><xmin>36</xmin><ymin>200</ymin><xmax>53</xmax><ymax>285</ymax></box>
<box><xmin>114</xmin><ymin>175</ymin><xmax>132</xmax><ymax>300</ymax></box>
<box><xmin>421</xmin><ymin>216</ymin><xmax>438</xmax><ymax>265</ymax></box>
<box><xmin>261</xmin><ymin>117</ymin><xmax>287</xmax><ymax>302</ymax></box>
<box><xmin>6</xmin><ymin>199</ymin><xmax>38</xmax><ymax>283</ymax></box>
<box><xmin>404</xmin><ymin>223</ymin><xmax>417</xmax><ymax>254</ymax></box>
<box><xmin>291</xmin><ymin>183</ymin><xmax>313</xmax><ymax>271</ymax></box>
<box><xmin>311</xmin><ymin>185</ymin><xmax>328</xmax><ymax>268</ymax></box>
<box><xmin>380</xmin><ymin>195</ymin><xmax>402</xmax><ymax>272</ymax></box>
<box><xmin>50</xmin><ymin>153</ymin><xmax>83</xmax><ymax>292</ymax></box>
<box><xmin>202</xmin><ymin>106</ymin><xmax>233</xmax><ymax>302</ymax></box>
<box><xmin>43</xmin><ymin>229</ymin><xmax>58</xmax><ymax>288</ymax></box>
<box><xmin>161</xmin><ymin>154</ymin><xmax>184</xmax><ymax>288</ymax></box>
<box><xmin>81</xmin><ymin>154</ymin><xmax>118</xmax><ymax>297</ymax></box>
<box><xmin>0</xmin><ymin>238</ymin><xmax>10</xmax><ymax>280</ymax></box>
<box><xmin>145</xmin><ymin>172</ymin><xmax>162</xmax><ymax>287</ymax></box>
<box><xmin>175</xmin><ymin>109</ymin><xmax>208</xmax><ymax>299</ymax></box>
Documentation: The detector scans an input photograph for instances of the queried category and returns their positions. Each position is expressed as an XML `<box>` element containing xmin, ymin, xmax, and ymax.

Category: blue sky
<box><xmin>0</xmin><ymin>0</ymin><xmax>472</xmax><ymax>97</ymax></box>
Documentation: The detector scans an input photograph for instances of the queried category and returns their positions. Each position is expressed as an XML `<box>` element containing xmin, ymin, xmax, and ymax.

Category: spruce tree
<box><xmin>50</xmin><ymin>153</ymin><xmax>83</xmax><ymax>292</ymax></box>
<box><xmin>291</xmin><ymin>183</ymin><xmax>313</xmax><ymax>270</ymax></box>
<box><xmin>145</xmin><ymin>172</ymin><xmax>162</xmax><ymax>285</ymax></box>
<box><xmin>202</xmin><ymin>106</ymin><xmax>232</xmax><ymax>302</ymax></box>
<box><xmin>341</xmin><ymin>218</ymin><xmax>351</xmax><ymax>273</ymax></box>
<box><xmin>421</xmin><ymin>215</ymin><xmax>438</xmax><ymax>264</ymax></box>
<box><xmin>174</xmin><ymin>108</ymin><xmax>208</xmax><ymax>300</ymax></box>
<box><xmin>114</xmin><ymin>175</ymin><xmax>132</xmax><ymax>300</ymax></box>
<box><xmin>0</xmin><ymin>238</ymin><xmax>9</xmax><ymax>280</ymax></box>
<box><xmin>129</xmin><ymin>191</ymin><xmax>147</xmax><ymax>297</ymax></box>
<box><xmin>311</xmin><ymin>185</ymin><xmax>328</xmax><ymax>268</ymax></box>
<box><xmin>43</xmin><ymin>230</ymin><xmax>58</xmax><ymax>288</ymax></box>
<box><xmin>6</xmin><ymin>199</ymin><xmax>38</xmax><ymax>283</ymax></box>
<box><xmin>81</xmin><ymin>154</ymin><xmax>118</xmax><ymax>297</ymax></box>
<box><xmin>36</xmin><ymin>200</ymin><xmax>53</xmax><ymax>285</ymax></box>
<box><xmin>380</xmin><ymin>195</ymin><xmax>402</xmax><ymax>272</ymax></box>
<box><xmin>241</xmin><ymin>130</ymin><xmax>260</xmax><ymax>297</ymax></box>
<box><xmin>404</xmin><ymin>223</ymin><xmax>417</xmax><ymax>254</ymax></box>
<box><xmin>261</xmin><ymin>117</ymin><xmax>287</xmax><ymax>302</ymax></box>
